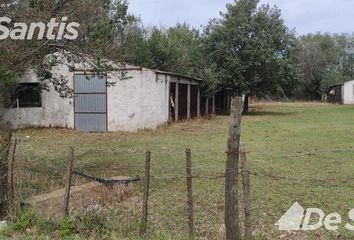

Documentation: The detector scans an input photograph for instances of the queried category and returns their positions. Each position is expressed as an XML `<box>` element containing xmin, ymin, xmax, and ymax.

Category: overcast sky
<box><xmin>128</xmin><ymin>0</ymin><xmax>353</xmax><ymax>35</ymax></box>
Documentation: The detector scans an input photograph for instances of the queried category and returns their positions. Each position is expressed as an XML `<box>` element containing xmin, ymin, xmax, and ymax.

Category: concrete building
<box><xmin>327</xmin><ymin>80</ymin><xmax>354</xmax><ymax>104</ymax></box>
<box><xmin>0</xmin><ymin>53</ymin><xmax>216</xmax><ymax>132</ymax></box>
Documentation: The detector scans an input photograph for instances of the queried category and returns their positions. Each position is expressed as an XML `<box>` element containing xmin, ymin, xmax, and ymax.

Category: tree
<box><xmin>0</xmin><ymin>0</ymin><xmax>136</xmax><ymax>104</ymax></box>
<box><xmin>204</xmin><ymin>0</ymin><xmax>298</xmax><ymax>113</ymax></box>
<box><xmin>203</xmin><ymin>1</ymin><xmax>297</xmax><ymax>239</ymax></box>
<box><xmin>333</xmin><ymin>33</ymin><xmax>354</xmax><ymax>81</ymax></box>
<box><xmin>296</xmin><ymin>33</ymin><xmax>340</xmax><ymax>100</ymax></box>
<box><xmin>120</xmin><ymin>21</ymin><xmax>153</xmax><ymax>67</ymax></box>
<box><xmin>146</xmin><ymin>24</ymin><xmax>203</xmax><ymax>78</ymax></box>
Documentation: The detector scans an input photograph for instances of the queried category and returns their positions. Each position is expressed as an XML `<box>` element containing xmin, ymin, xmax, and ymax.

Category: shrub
<box><xmin>12</xmin><ymin>209</ymin><xmax>37</xmax><ymax>232</ymax></box>
<box><xmin>77</xmin><ymin>214</ymin><xmax>112</xmax><ymax>236</ymax></box>
<box><xmin>60</xmin><ymin>218</ymin><xmax>76</xmax><ymax>238</ymax></box>
<box><xmin>36</xmin><ymin>218</ymin><xmax>56</xmax><ymax>234</ymax></box>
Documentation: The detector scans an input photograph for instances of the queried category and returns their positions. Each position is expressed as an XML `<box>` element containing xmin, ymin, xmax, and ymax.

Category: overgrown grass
<box><xmin>2</xmin><ymin>102</ymin><xmax>354</xmax><ymax>239</ymax></box>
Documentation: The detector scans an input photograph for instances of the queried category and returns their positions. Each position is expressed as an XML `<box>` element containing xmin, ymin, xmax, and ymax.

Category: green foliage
<box><xmin>60</xmin><ymin>218</ymin><xmax>76</xmax><ymax>238</ymax></box>
<box><xmin>296</xmin><ymin>33</ymin><xmax>339</xmax><ymax>99</ymax></box>
<box><xmin>121</xmin><ymin>23</ymin><xmax>154</xmax><ymax>67</ymax></box>
<box><xmin>36</xmin><ymin>218</ymin><xmax>56</xmax><ymax>234</ymax></box>
<box><xmin>0</xmin><ymin>69</ymin><xmax>18</xmax><ymax>107</ymax></box>
<box><xmin>129</xmin><ymin>23</ymin><xmax>204</xmax><ymax>79</ymax></box>
<box><xmin>12</xmin><ymin>209</ymin><xmax>37</xmax><ymax>232</ymax></box>
<box><xmin>76</xmin><ymin>214</ymin><xmax>112</xmax><ymax>236</ymax></box>
<box><xmin>59</xmin><ymin>215</ymin><xmax>113</xmax><ymax>238</ymax></box>
<box><xmin>295</xmin><ymin>33</ymin><xmax>354</xmax><ymax>99</ymax></box>
<box><xmin>0</xmin><ymin>0</ymin><xmax>135</xmax><ymax>98</ymax></box>
<box><xmin>204</xmin><ymin>0</ymin><xmax>299</xmax><ymax>102</ymax></box>
<box><xmin>122</xmin><ymin>23</ymin><xmax>219</xmax><ymax>96</ymax></box>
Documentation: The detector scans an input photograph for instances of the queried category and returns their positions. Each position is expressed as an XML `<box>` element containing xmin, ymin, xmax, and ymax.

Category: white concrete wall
<box><xmin>1</xmin><ymin>67</ymin><xmax>74</xmax><ymax>129</ymax></box>
<box><xmin>1</xmin><ymin>52</ymin><xmax>209</xmax><ymax>131</ymax></box>
<box><xmin>342</xmin><ymin>80</ymin><xmax>354</xmax><ymax>104</ymax></box>
<box><xmin>1</xmin><ymin>61</ymin><xmax>170</xmax><ymax>132</ymax></box>
<box><xmin>107</xmin><ymin>68</ymin><xmax>169</xmax><ymax>131</ymax></box>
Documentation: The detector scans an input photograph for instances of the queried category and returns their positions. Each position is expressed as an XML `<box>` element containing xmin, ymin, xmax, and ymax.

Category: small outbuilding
<box><xmin>327</xmin><ymin>80</ymin><xmax>354</xmax><ymax>104</ymax></box>
<box><xmin>1</xmin><ymin>53</ymin><xmax>217</xmax><ymax>132</ymax></box>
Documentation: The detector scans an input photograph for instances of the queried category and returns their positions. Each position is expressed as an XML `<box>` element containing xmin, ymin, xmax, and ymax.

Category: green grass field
<box><xmin>2</xmin><ymin>102</ymin><xmax>354</xmax><ymax>239</ymax></box>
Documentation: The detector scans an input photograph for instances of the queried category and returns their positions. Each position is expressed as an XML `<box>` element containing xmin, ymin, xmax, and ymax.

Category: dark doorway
<box><xmin>208</xmin><ymin>97</ymin><xmax>213</xmax><ymax>114</ymax></box>
<box><xmin>190</xmin><ymin>85</ymin><xmax>198</xmax><ymax>118</ymax></box>
<box><xmin>178</xmin><ymin>84</ymin><xmax>188</xmax><ymax>120</ymax></box>
<box><xmin>169</xmin><ymin>82</ymin><xmax>176</xmax><ymax>121</ymax></box>
<box><xmin>327</xmin><ymin>85</ymin><xmax>342</xmax><ymax>104</ymax></box>
<box><xmin>200</xmin><ymin>97</ymin><xmax>206</xmax><ymax>116</ymax></box>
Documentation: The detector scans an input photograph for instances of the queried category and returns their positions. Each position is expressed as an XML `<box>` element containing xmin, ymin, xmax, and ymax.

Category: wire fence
<box><xmin>1</xmin><ymin>135</ymin><xmax>354</xmax><ymax>238</ymax></box>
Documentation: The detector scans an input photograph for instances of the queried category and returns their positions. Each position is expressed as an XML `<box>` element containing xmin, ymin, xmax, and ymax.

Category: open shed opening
<box><xmin>190</xmin><ymin>85</ymin><xmax>198</xmax><ymax>119</ymax></box>
<box><xmin>178</xmin><ymin>83</ymin><xmax>188</xmax><ymax>120</ymax></box>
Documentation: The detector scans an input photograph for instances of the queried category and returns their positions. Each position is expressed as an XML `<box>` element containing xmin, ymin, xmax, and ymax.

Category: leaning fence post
<box><xmin>185</xmin><ymin>149</ymin><xmax>194</xmax><ymax>239</ymax></box>
<box><xmin>140</xmin><ymin>151</ymin><xmax>151</xmax><ymax>236</ymax></box>
<box><xmin>7</xmin><ymin>136</ymin><xmax>17</xmax><ymax>219</ymax></box>
<box><xmin>240</xmin><ymin>146</ymin><xmax>251</xmax><ymax>240</ymax></box>
<box><xmin>63</xmin><ymin>146</ymin><xmax>75</xmax><ymax>217</ymax></box>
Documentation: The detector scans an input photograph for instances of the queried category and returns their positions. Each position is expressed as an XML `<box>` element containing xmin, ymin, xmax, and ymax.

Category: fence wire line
<box><xmin>12</xmin><ymin>161</ymin><xmax>354</xmax><ymax>185</ymax></box>
<box><xmin>147</xmin><ymin>166</ymin><xmax>354</xmax><ymax>184</ymax></box>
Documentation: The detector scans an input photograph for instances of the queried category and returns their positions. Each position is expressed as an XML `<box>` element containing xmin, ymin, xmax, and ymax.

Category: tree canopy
<box><xmin>295</xmin><ymin>33</ymin><xmax>354</xmax><ymax>100</ymax></box>
<box><xmin>203</xmin><ymin>0</ymin><xmax>298</xmax><ymax>112</ymax></box>
<box><xmin>1</xmin><ymin>0</ymin><xmax>354</xmax><ymax>107</ymax></box>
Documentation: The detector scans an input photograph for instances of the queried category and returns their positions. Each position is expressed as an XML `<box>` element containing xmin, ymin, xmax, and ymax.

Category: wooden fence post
<box><xmin>225</xmin><ymin>96</ymin><xmax>243</xmax><ymax>240</ymax></box>
<box><xmin>140</xmin><ymin>151</ymin><xmax>151</xmax><ymax>236</ymax></box>
<box><xmin>240</xmin><ymin>147</ymin><xmax>252</xmax><ymax>240</ymax></box>
<box><xmin>0</xmin><ymin>142</ymin><xmax>10</xmax><ymax>218</ymax></box>
<box><xmin>7</xmin><ymin>137</ymin><xmax>17</xmax><ymax>219</ymax></box>
<box><xmin>63</xmin><ymin>146</ymin><xmax>74</xmax><ymax>217</ymax></box>
<box><xmin>185</xmin><ymin>149</ymin><xmax>194</xmax><ymax>239</ymax></box>
<box><xmin>0</xmin><ymin>161</ymin><xmax>7</xmax><ymax>217</ymax></box>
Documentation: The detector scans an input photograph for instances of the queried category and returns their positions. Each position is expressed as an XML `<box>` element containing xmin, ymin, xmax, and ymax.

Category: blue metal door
<box><xmin>74</xmin><ymin>75</ymin><xmax>107</xmax><ymax>132</ymax></box>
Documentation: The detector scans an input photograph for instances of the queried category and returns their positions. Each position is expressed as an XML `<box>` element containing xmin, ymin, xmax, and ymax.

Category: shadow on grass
<box><xmin>245</xmin><ymin>111</ymin><xmax>296</xmax><ymax>116</ymax></box>
<box><xmin>216</xmin><ymin>110</ymin><xmax>296</xmax><ymax>117</ymax></box>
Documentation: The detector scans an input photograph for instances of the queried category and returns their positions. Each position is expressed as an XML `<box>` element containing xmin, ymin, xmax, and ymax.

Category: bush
<box><xmin>12</xmin><ymin>209</ymin><xmax>37</xmax><ymax>232</ymax></box>
<box><xmin>77</xmin><ymin>214</ymin><xmax>112</xmax><ymax>237</ymax></box>
<box><xmin>37</xmin><ymin>218</ymin><xmax>56</xmax><ymax>234</ymax></box>
<box><xmin>60</xmin><ymin>218</ymin><xmax>76</xmax><ymax>238</ymax></box>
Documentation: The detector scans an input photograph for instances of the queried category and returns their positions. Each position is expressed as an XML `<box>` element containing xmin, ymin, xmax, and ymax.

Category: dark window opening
<box><xmin>10</xmin><ymin>83</ymin><xmax>42</xmax><ymax>108</ymax></box>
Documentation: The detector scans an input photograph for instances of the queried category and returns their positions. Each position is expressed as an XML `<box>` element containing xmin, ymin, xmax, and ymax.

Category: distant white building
<box><xmin>0</xmin><ymin>53</ymin><xmax>217</xmax><ymax>132</ymax></box>
<box><xmin>327</xmin><ymin>80</ymin><xmax>354</xmax><ymax>104</ymax></box>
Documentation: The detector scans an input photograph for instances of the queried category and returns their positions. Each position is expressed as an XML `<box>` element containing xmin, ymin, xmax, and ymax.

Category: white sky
<box><xmin>128</xmin><ymin>0</ymin><xmax>354</xmax><ymax>35</ymax></box>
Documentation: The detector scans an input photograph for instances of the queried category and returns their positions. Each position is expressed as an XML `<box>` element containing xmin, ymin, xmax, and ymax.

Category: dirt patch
<box><xmin>26</xmin><ymin>176</ymin><xmax>136</xmax><ymax>219</ymax></box>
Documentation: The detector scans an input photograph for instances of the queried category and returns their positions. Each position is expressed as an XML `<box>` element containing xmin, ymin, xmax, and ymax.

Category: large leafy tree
<box><xmin>336</xmin><ymin>34</ymin><xmax>354</xmax><ymax>79</ymax></box>
<box><xmin>204</xmin><ymin>0</ymin><xmax>298</xmax><ymax>113</ymax></box>
<box><xmin>296</xmin><ymin>33</ymin><xmax>340</xmax><ymax>100</ymax></box>
<box><xmin>0</xmin><ymin>0</ymin><xmax>136</xmax><ymax>104</ymax></box>
<box><xmin>119</xmin><ymin>20</ymin><xmax>153</xmax><ymax>67</ymax></box>
<box><xmin>146</xmin><ymin>24</ymin><xmax>202</xmax><ymax>78</ymax></box>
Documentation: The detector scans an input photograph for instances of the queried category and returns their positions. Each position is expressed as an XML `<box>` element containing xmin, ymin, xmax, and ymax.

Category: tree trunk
<box><xmin>243</xmin><ymin>94</ymin><xmax>249</xmax><ymax>115</ymax></box>
<box><xmin>225</xmin><ymin>96</ymin><xmax>243</xmax><ymax>240</ymax></box>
